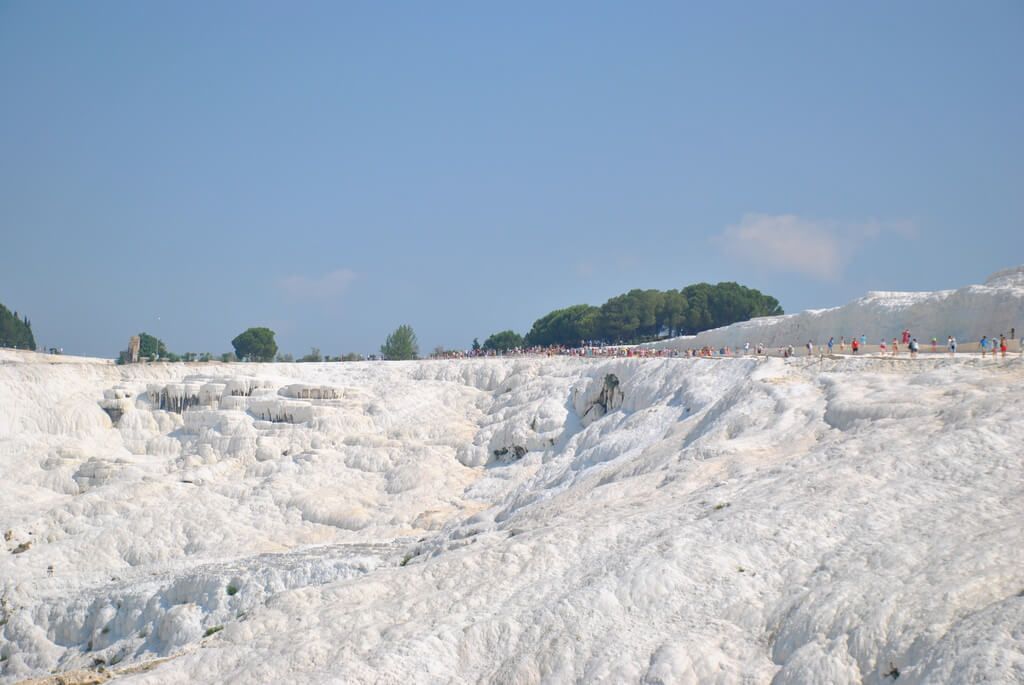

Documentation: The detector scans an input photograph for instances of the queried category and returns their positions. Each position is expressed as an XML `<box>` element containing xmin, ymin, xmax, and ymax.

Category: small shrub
<box><xmin>226</xmin><ymin>584</ymin><xmax>239</xmax><ymax>596</ymax></box>
<box><xmin>204</xmin><ymin>625</ymin><xmax>224</xmax><ymax>637</ymax></box>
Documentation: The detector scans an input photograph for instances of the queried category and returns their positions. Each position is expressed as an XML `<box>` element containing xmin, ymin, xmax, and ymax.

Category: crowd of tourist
<box><xmin>429</xmin><ymin>328</ymin><xmax>1019</xmax><ymax>361</ymax></box>
<box><xmin>429</xmin><ymin>344</ymin><xmax>678</xmax><ymax>360</ymax></box>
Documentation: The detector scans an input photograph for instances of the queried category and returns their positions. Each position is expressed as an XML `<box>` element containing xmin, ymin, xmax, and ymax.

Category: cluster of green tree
<box><xmin>0</xmin><ymin>303</ymin><xmax>36</xmax><ymax>350</ymax></box>
<box><xmin>522</xmin><ymin>304</ymin><xmax>601</xmax><ymax>347</ymax></box>
<box><xmin>138</xmin><ymin>332</ymin><xmax>167</xmax><ymax>359</ymax></box>
<box><xmin>487</xmin><ymin>282</ymin><xmax>782</xmax><ymax>348</ymax></box>
<box><xmin>179</xmin><ymin>352</ymin><xmax>215</xmax><ymax>362</ymax></box>
<box><xmin>274</xmin><ymin>348</ymin><xmax>362</xmax><ymax>362</ymax></box>
<box><xmin>120</xmin><ymin>327</ymin><xmax>376</xmax><ymax>364</ymax></box>
<box><xmin>482</xmin><ymin>330</ymin><xmax>525</xmax><ymax>352</ymax></box>
<box><xmin>274</xmin><ymin>348</ymin><xmax>324</xmax><ymax>363</ymax></box>
<box><xmin>117</xmin><ymin>332</ymin><xmax>215</xmax><ymax>363</ymax></box>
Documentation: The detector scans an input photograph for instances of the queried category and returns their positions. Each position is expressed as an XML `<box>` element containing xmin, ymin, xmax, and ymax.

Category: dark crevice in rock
<box><xmin>493</xmin><ymin>445</ymin><xmax>528</xmax><ymax>462</ymax></box>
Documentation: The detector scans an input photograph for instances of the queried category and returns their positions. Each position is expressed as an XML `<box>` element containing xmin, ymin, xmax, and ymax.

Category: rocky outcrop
<box><xmin>578</xmin><ymin>373</ymin><xmax>623</xmax><ymax>426</ymax></box>
<box><xmin>99</xmin><ymin>387</ymin><xmax>134</xmax><ymax>425</ymax></box>
<box><xmin>492</xmin><ymin>445</ymin><xmax>528</xmax><ymax>463</ymax></box>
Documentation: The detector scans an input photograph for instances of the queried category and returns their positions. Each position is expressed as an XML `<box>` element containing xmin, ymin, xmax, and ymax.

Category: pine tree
<box><xmin>381</xmin><ymin>325</ymin><xmax>418</xmax><ymax>360</ymax></box>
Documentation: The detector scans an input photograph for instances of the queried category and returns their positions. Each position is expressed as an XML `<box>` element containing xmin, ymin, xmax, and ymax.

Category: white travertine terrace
<box><xmin>1</xmin><ymin>269</ymin><xmax>1022</xmax><ymax>684</ymax></box>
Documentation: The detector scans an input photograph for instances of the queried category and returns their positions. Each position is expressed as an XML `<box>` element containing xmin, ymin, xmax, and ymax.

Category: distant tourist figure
<box><xmin>860</xmin><ymin>334</ymin><xmax>867</xmax><ymax>349</ymax></box>
<box><xmin>931</xmin><ymin>337</ymin><xmax>938</xmax><ymax>353</ymax></box>
<box><xmin>980</xmin><ymin>336</ymin><xmax>988</xmax><ymax>357</ymax></box>
<box><xmin>840</xmin><ymin>336</ymin><xmax>846</xmax><ymax>352</ymax></box>
<box><xmin>892</xmin><ymin>338</ymin><xmax>899</xmax><ymax>356</ymax></box>
<box><xmin>948</xmin><ymin>336</ymin><xmax>957</xmax><ymax>356</ymax></box>
<box><xmin>879</xmin><ymin>339</ymin><xmax>887</xmax><ymax>354</ymax></box>
<box><xmin>902</xmin><ymin>329</ymin><xmax>910</xmax><ymax>345</ymax></box>
<box><xmin>806</xmin><ymin>340</ymin><xmax>814</xmax><ymax>356</ymax></box>
<box><xmin>827</xmin><ymin>337</ymin><xmax>834</xmax><ymax>354</ymax></box>
<box><xmin>1000</xmin><ymin>335</ymin><xmax>1007</xmax><ymax>357</ymax></box>
<box><xmin>909</xmin><ymin>338</ymin><xmax>919</xmax><ymax>358</ymax></box>
<box><xmin>852</xmin><ymin>338</ymin><xmax>860</xmax><ymax>354</ymax></box>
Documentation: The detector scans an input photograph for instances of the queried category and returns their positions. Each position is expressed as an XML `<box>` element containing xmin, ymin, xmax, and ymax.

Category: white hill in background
<box><xmin>649</xmin><ymin>265</ymin><xmax>1024</xmax><ymax>351</ymax></box>
<box><xmin>0</xmin><ymin>269</ymin><xmax>1022</xmax><ymax>684</ymax></box>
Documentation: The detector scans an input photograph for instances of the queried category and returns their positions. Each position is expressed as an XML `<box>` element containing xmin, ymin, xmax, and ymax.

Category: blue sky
<box><xmin>2</xmin><ymin>2</ymin><xmax>1022</xmax><ymax>357</ymax></box>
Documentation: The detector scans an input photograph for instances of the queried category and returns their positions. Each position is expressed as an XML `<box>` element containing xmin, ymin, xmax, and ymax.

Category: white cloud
<box><xmin>278</xmin><ymin>268</ymin><xmax>357</xmax><ymax>299</ymax></box>
<box><xmin>716</xmin><ymin>213</ymin><xmax>915</xmax><ymax>281</ymax></box>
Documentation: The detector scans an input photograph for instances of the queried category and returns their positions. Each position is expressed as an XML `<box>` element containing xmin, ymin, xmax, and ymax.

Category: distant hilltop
<box><xmin>983</xmin><ymin>265</ymin><xmax>1024</xmax><ymax>288</ymax></box>
<box><xmin>648</xmin><ymin>266</ymin><xmax>1024</xmax><ymax>351</ymax></box>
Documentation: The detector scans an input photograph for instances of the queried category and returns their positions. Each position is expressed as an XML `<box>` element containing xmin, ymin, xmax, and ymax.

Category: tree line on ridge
<box><xmin>481</xmin><ymin>282</ymin><xmax>783</xmax><ymax>351</ymax></box>
<box><xmin>0</xmin><ymin>303</ymin><xmax>36</xmax><ymax>350</ymax></box>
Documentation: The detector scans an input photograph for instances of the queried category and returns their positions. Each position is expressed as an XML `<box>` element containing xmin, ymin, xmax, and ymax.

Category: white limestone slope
<box><xmin>649</xmin><ymin>266</ymin><xmax>1024</xmax><ymax>351</ymax></box>
<box><xmin>1</xmin><ymin>273</ymin><xmax>1023</xmax><ymax>684</ymax></box>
